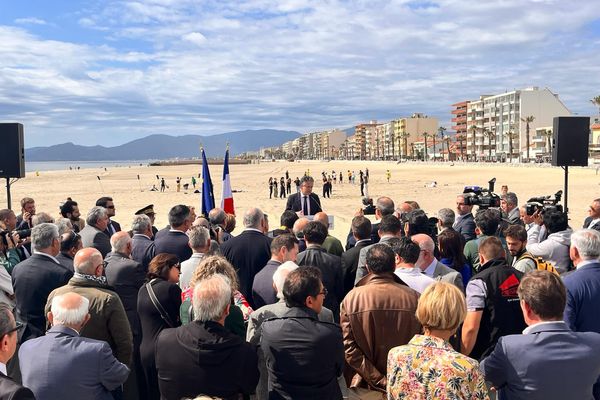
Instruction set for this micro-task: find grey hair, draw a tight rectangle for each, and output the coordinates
[208,208,226,225]
[376,196,395,216]
[51,293,90,326]
[415,234,435,252]
[273,261,299,299]
[243,208,264,229]
[192,274,232,322]
[55,218,74,235]
[32,212,54,226]
[571,229,600,260]
[110,233,131,253]
[300,175,314,185]
[75,251,103,275]
[86,206,107,226]
[131,214,151,234]
[188,226,210,250]
[31,223,59,251]
[502,192,518,206]
[438,208,455,228]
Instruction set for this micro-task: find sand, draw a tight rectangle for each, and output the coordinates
[1,160,597,239]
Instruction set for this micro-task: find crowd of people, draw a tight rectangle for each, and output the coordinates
[0,176,600,400]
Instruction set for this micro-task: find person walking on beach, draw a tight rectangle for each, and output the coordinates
[176,177,181,192]
[339,171,343,184]
[348,170,352,184]
[286,177,292,195]
[386,169,391,183]
[294,177,301,193]
[269,178,273,199]
[332,171,337,183]
[191,176,196,189]
[160,178,166,192]
[273,178,278,198]
[359,171,365,196]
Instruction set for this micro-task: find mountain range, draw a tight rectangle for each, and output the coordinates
[25,129,301,161]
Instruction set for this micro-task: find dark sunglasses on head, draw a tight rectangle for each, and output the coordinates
[1,321,23,338]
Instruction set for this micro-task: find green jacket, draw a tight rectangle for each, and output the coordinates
[46,276,133,366]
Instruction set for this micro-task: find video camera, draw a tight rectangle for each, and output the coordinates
[462,178,501,210]
[525,191,563,216]
[0,228,31,247]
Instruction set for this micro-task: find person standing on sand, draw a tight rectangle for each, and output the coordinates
[286,177,292,195]
[160,178,166,192]
[191,176,196,189]
[269,178,273,199]
[386,169,391,183]
[280,177,286,199]
[176,177,181,192]
[273,178,278,198]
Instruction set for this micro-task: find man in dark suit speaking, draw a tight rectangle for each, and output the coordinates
[285,176,322,216]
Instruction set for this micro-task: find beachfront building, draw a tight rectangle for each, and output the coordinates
[392,113,439,160]
[355,121,379,160]
[452,101,469,161]
[280,129,347,160]
[463,87,571,162]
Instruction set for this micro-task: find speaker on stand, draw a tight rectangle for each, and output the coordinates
[0,123,26,209]
[550,116,590,214]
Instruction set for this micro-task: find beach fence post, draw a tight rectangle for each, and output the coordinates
[137,175,143,192]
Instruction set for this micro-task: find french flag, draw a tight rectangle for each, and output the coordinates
[221,147,235,215]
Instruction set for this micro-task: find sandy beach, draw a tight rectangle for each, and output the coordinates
[1,161,597,239]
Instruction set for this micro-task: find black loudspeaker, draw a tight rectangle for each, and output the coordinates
[0,123,25,178]
[551,116,589,167]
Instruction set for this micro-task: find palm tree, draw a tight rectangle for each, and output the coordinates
[422,132,430,161]
[504,129,518,163]
[543,128,553,154]
[390,133,395,160]
[457,133,466,161]
[437,126,447,162]
[521,115,535,162]
[399,131,410,161]
[591,96,600,119]
[469,125,478,162]
[482,129,494,161]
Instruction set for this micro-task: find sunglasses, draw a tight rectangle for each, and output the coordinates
[1,321,23,338]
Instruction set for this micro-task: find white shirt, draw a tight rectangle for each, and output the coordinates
[523,320,567,334]
[33,251,61,264]
[0,362,6,375]
[394,267,435,294]
[422,258,438,278]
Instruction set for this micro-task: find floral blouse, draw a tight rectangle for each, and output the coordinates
[387,335,489,400]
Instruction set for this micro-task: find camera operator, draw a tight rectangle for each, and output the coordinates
[463,209,506,272]
[0,209,31,262]
[526,210,572,274]
[346,196,394,249]
[500,192,523,226]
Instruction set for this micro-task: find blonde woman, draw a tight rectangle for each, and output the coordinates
[387,282,489,400]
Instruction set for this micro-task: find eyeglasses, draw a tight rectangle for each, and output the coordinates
[0,321,23,338]
[319,288,328,297]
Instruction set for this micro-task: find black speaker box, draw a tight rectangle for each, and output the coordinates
[0,123,25,178]
[551,116,589,167]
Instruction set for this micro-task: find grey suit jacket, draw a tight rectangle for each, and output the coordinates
[79,224,111,258]
[19,325,130,400]
[481,321,600,400]
[432,261,464,291]
[354,236,394,285]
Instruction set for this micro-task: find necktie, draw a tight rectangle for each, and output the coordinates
[303,196,309,216]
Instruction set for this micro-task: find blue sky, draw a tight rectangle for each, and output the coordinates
[1,0,600,147]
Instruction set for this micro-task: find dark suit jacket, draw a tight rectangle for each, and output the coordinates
[221,230,272,307]
[583,217,600,232]
[12,253,73,343]
[0,372,35,400]
[79,224,111,259]
[131,234,155,272]
[55,252,74,272]
[285,192,322,215]
[481,321,600,400]
[341,239,372,297]
[345,223,380,250]
[154,230,192,263]
[252,259,281,309]
[103,220,122,237]
[19,325,129,400]
[297,246,343,321]
[563,261,600,333]
[104,252,146,342]
[454,213,476,242]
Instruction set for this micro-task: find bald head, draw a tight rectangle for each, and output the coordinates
[293,217,309,236]
[110,231,132,255]
[314,212,329,228]
[412,233,435,270]
[73,248,103,276]
[243,208,264,230]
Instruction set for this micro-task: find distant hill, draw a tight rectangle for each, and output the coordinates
[25,129,301,161]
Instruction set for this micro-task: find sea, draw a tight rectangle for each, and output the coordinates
[26,160,154,172]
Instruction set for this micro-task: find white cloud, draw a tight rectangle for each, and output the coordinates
[1,0,600,147]
[14,17,47,25]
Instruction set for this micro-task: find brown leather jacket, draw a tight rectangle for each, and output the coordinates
[340,272,421,392]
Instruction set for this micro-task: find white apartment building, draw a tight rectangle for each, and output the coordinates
[466,87,571,162]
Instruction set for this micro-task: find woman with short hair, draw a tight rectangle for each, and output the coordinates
[387,282,488,400]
